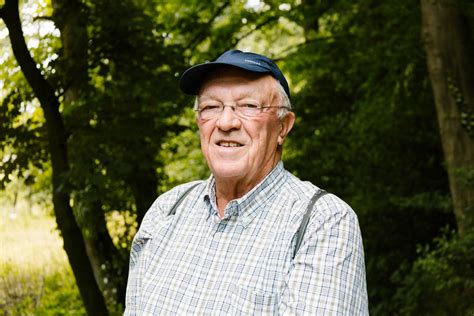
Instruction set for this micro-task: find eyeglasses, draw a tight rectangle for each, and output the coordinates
[195,103,288,120]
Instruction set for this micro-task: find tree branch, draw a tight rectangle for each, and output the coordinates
[273,35,347,61]
[231,14,280,47]
[33,15,54,22]
[187,0,231,51]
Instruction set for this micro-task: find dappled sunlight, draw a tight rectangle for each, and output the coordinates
[0,215,67,271]
[105,210,138,250]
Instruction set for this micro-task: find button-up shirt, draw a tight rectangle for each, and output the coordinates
[125,162,368,315]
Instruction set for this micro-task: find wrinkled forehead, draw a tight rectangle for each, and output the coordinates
[198,66,279,101]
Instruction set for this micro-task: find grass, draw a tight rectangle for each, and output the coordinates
[0,211,85,315]
[0,178,129,315]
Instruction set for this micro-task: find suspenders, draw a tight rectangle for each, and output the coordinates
[168,183,328,259]
[168,182,201,216]
[293,189,327,259]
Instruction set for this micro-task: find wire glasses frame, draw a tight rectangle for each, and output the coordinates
[195,104,289,120]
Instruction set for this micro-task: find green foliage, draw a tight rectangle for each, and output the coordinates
[158,107,209,193]
[0,80,47,190]
[391,229,474,315]
[31,269,85,315]
[0,258,85,316]
[0,263,45,313]
[106,210,138,250]
[0,1,60,191]
[0,208,84,315]
[455,167,474,188]
[0,200,130,315]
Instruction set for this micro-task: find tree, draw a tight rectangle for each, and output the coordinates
[420,0,474,235]
[0,0,109,314]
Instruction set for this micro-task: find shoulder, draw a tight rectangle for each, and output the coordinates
[280,171,321,201]
[315,192,356,221]
[307,192,362,248]
[139,180,205,235]
[282,170,359,229]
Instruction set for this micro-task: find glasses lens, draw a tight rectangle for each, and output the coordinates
[237,104,261,117]
[199,105,221,119]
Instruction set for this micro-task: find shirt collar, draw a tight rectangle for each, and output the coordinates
[203,161,286,227]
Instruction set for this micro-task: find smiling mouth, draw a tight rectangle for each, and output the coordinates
[217,141,243,147]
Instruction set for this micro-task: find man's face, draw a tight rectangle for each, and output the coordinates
[197,68,294,189]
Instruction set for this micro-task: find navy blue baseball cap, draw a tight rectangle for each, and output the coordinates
[179,50,290,99]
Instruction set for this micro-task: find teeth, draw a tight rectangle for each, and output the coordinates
[219,142,242,147]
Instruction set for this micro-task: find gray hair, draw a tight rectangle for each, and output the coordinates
[274,80,292,119]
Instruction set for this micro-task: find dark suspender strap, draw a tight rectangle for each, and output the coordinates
[293,189,328,259]
[168,182,201,216]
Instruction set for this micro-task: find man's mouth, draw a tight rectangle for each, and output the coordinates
[217,141,243,147]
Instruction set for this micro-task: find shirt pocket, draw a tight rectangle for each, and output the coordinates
[229,283,279,315]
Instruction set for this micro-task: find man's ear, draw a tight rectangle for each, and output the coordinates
[278,112,295,145]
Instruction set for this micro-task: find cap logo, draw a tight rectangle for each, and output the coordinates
[244,59,262,66]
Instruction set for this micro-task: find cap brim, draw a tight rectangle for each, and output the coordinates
[179,62,271,95]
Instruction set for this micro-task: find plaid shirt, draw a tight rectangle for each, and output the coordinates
[125,162,368,315]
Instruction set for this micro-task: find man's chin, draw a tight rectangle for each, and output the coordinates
[210,165,247,181]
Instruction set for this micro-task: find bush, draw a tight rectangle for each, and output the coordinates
[0,263,85,315]
[391,229,474,315]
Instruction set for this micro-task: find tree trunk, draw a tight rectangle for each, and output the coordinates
[50,0,89,104]
[51,0,128,306]
[78,199,129,305]
[420,0,474,235]
[0,1,109,314]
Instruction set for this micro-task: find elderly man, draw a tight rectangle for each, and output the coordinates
[125,50,368,315]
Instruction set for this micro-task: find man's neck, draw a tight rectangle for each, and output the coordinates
[213,160,282,218]
[214,178,254,217]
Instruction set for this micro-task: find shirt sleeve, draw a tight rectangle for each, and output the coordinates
[124,181,203,315]
[278,195,369,315]
[124,194,169,315]
[124,206,156,315]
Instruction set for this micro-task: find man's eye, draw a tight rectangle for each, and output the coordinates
[239,104,259,109]
[201,105,221,111]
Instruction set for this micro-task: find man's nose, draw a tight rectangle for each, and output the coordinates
[216,105,241,131]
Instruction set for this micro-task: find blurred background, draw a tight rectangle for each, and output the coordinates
[1,0,473,314]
